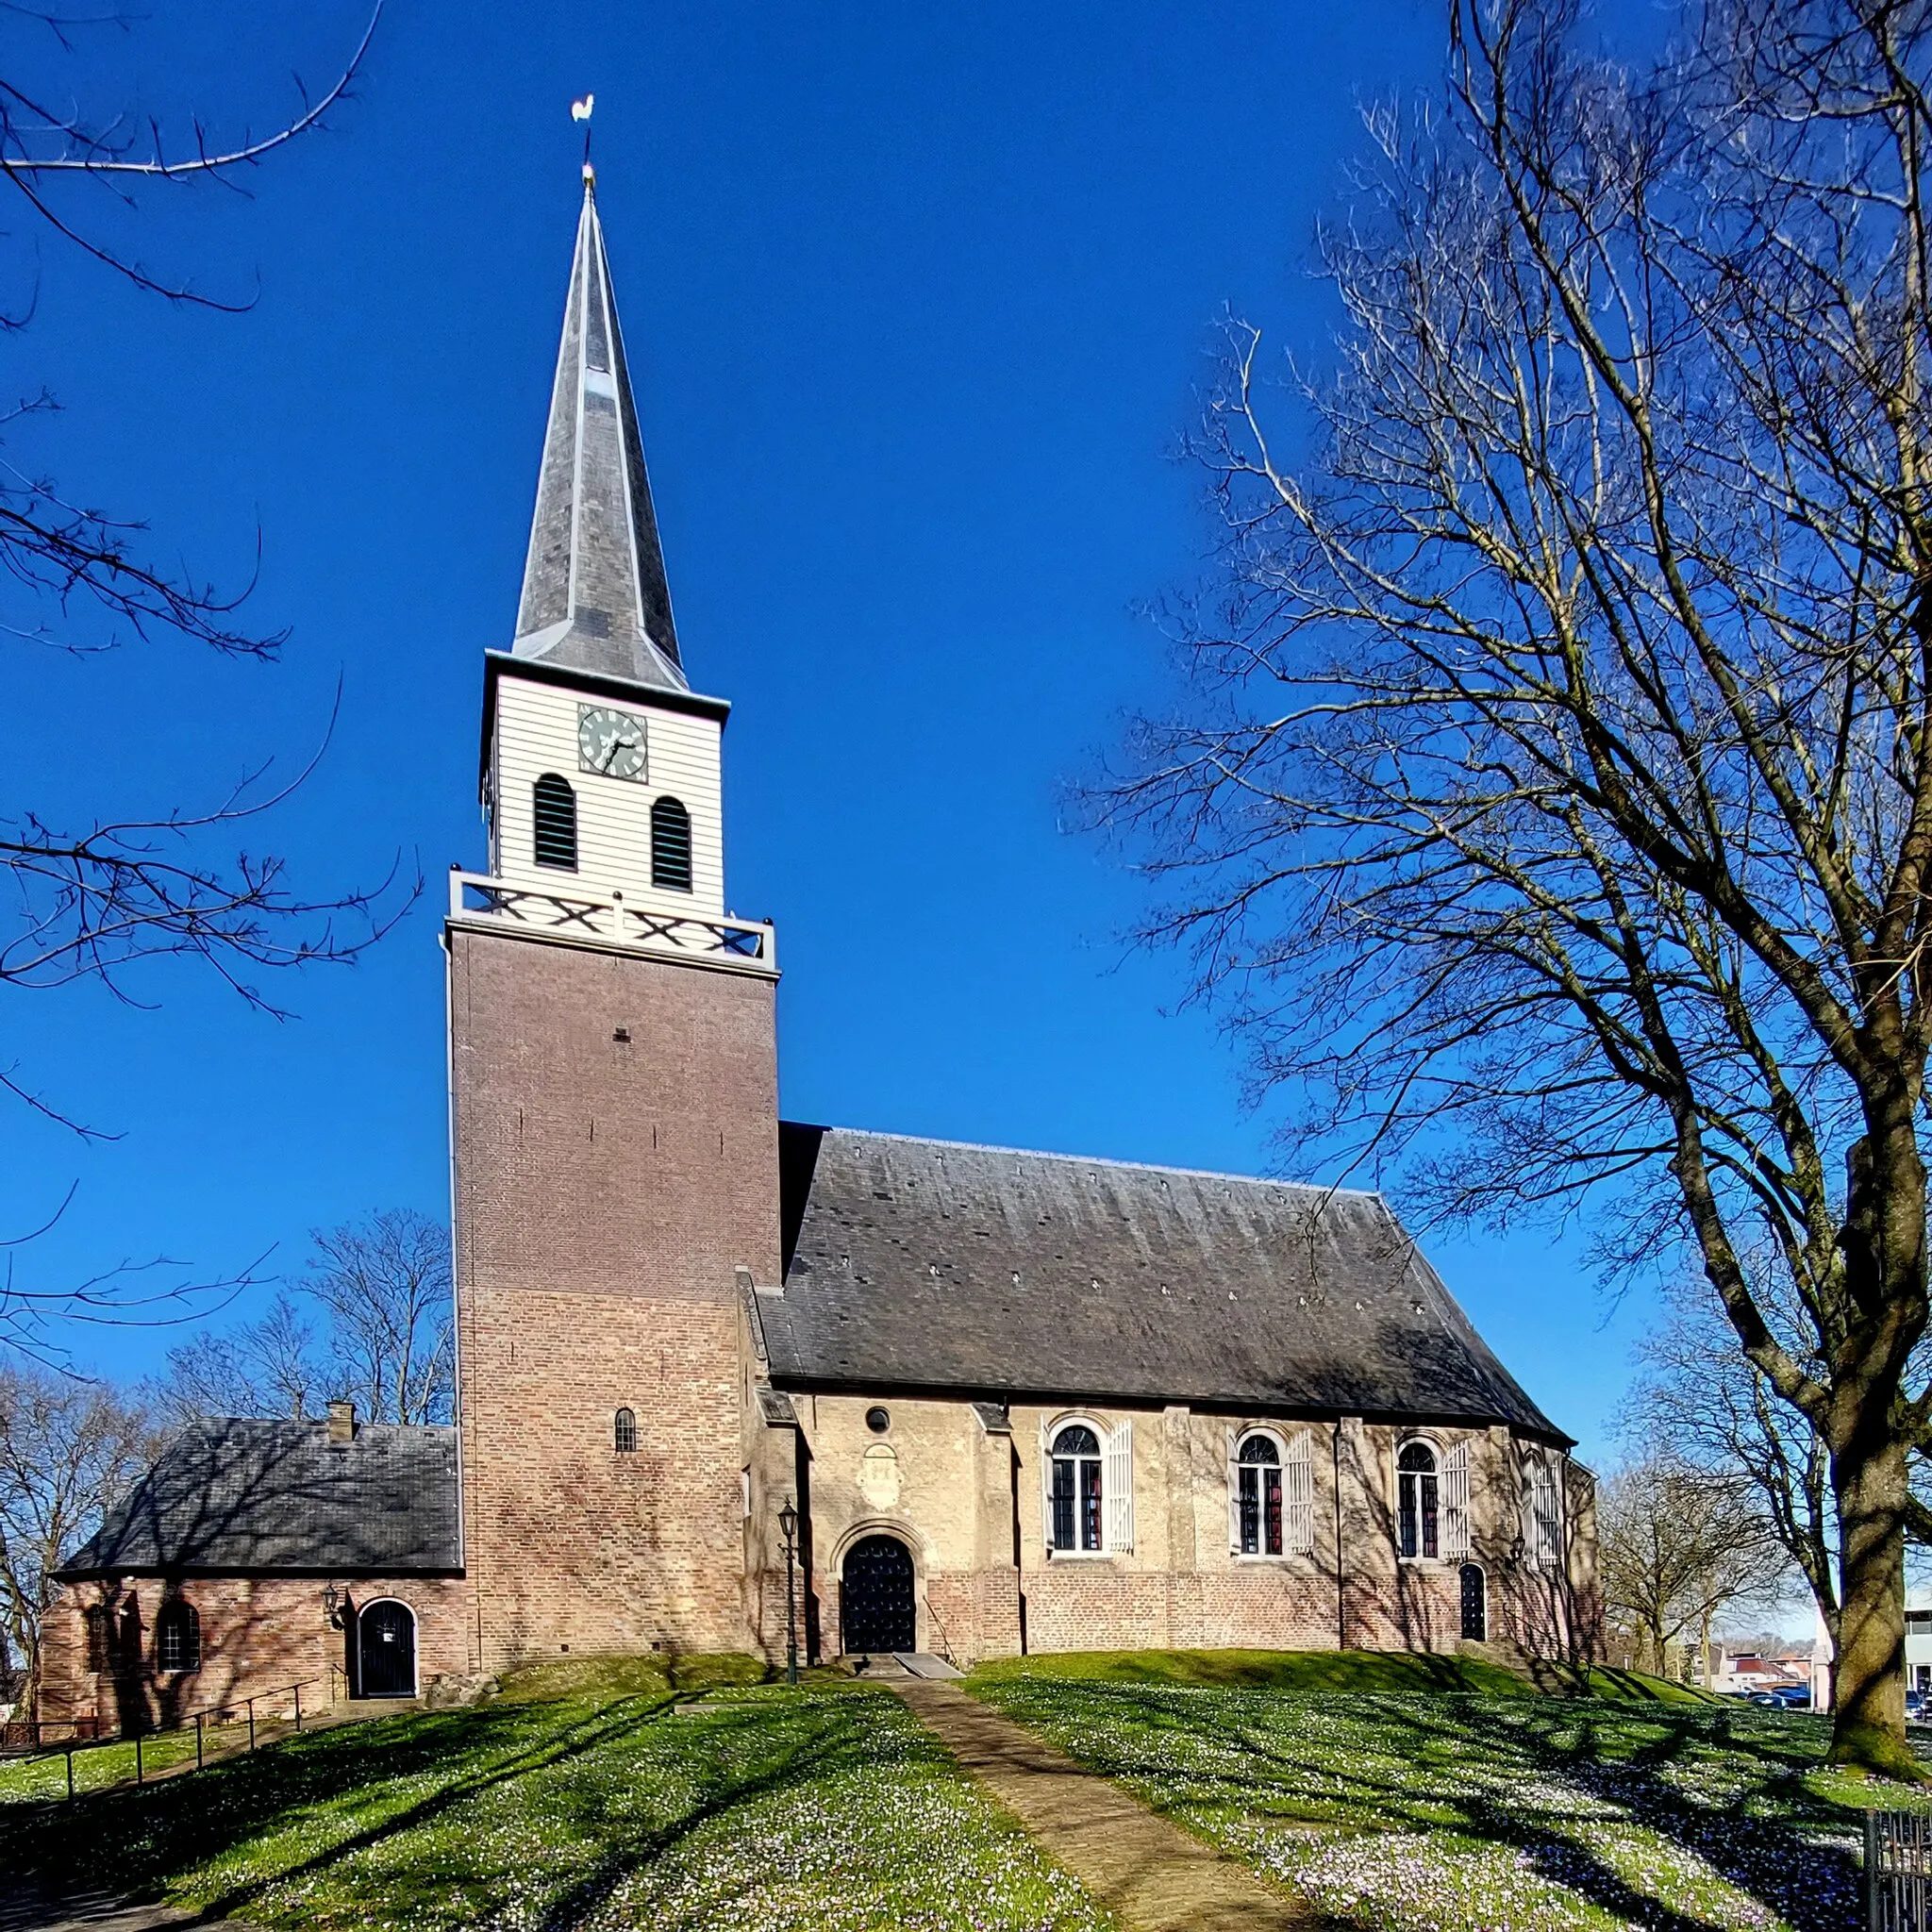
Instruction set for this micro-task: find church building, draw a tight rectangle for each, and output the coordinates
[40,174,1596,1724]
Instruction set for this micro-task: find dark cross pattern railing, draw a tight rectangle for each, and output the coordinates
[451,872,772,964]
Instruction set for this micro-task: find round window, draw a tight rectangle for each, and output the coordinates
[865,1406,891,1435]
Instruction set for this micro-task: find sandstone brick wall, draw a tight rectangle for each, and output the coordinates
[447,923,780,1669]
[36,1574,470,1730]
[769,1388,1585,1667]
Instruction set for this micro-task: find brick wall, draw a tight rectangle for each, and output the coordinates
[447,922,780,1669]
[36,1575,470,1730]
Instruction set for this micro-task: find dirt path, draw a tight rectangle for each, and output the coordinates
[889,1677,1326,1931]
[0,1877,264,1932]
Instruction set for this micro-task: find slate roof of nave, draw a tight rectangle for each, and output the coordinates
[57,1419,459,1578]
[765,1124,1569,1443]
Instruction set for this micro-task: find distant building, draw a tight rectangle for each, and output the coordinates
[36,167,1599,1726]
[1907,1596,1932,1695]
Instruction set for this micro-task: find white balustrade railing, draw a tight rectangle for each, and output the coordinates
[446,870,775,969]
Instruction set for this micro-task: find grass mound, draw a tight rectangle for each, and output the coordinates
[972,1672,1903,1930]
[1571,1663,1723,1705]
[971,1647,1537,1697]
[2,1676,1115,1929]
[491,1650,766,1704]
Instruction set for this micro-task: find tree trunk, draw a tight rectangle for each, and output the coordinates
[1830,1425,1916,1774]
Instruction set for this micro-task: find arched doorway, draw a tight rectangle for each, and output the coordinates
[1459,1563,1488,1642]
[841,1534,915,1653]
[357,1600,417,1698]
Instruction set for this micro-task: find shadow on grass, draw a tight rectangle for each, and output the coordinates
[0,1688,916,1932]
[977,1680,1865,1932]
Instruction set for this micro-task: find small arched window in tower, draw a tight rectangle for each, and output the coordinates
[614,1407,638,1454]
[651,795,692,892]
[533,774,578,871]
[155,1599,200,1674]
[1398,1441,1440,1560]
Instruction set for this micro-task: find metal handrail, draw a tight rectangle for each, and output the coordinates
[3,1677,328,1801]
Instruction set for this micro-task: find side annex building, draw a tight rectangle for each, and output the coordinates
[40,175,1598,1724]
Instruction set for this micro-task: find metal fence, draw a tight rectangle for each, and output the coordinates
[1868,1811,1932,1931]
[1,1679,328,1801]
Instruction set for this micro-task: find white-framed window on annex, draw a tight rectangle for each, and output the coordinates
[1042,1417,1134,1555]
[1523,1450,1563,1569]
[1397,1437,1472,1561]
[1228,1428,1314,1557]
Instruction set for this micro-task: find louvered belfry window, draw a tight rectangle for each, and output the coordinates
[651,795,692,891]
[533,774,578,870]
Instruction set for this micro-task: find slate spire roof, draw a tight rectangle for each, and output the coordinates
[511,172,686,691]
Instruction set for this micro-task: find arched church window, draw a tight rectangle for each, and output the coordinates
[1398,1441,1440,1560]
[1235,1433,1284,1556]
[533,774,578,871]
[651,795,692,891]
[1049,1424,1103,1553]
[155,1599,200,1673]
[613,1407,637,1453]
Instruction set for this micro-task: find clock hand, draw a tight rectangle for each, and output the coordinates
[599,737,624,772]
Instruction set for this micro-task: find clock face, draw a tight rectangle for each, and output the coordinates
[577,706,647,781]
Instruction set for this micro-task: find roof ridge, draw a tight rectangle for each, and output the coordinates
[798,1122,1386,1201]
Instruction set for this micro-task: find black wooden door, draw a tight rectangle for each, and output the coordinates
[841,1535,915,1653]
[358,1601,416,1697]
[1459,1563,1487,1642]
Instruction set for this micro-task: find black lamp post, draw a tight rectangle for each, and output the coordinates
[777,1500,799,1687]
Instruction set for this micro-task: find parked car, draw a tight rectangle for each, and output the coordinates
[1746,1685,1810,1709]
[1907,1689,1927,1721]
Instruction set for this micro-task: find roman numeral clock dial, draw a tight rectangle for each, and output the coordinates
[577,705,647,780]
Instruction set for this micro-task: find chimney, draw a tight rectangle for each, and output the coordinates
[326,1400,356,1445]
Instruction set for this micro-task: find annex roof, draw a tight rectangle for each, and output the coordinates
[764,1125,1569,1443]
[56,1418,459,1579]
[510,175,686,693]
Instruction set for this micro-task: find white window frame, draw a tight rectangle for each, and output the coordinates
[1395,1435,1442,1563]
[1041,1414,1133,1557]
[1226,1426,1315,1559]
[1523,1450,1563,1570]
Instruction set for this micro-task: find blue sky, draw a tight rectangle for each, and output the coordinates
[6,0,1654,1460]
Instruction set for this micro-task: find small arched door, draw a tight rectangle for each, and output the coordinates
[1459,1563,1488,1642]
[358,1600,417,1698]
[841,1535,915,1654]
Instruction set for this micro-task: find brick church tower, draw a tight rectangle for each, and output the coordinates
[445,167,780,1669]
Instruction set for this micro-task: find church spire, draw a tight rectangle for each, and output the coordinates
[511,168,686,691]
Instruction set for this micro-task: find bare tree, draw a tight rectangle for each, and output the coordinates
[0,1364,151,1719]
[1629,1278,1842,1665]
[1597,1447,1790,1682]
[0,5,417,1355]
[304,1211,452,1425]
[1106,0,1932,1772]
[145,1293,324,1426]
